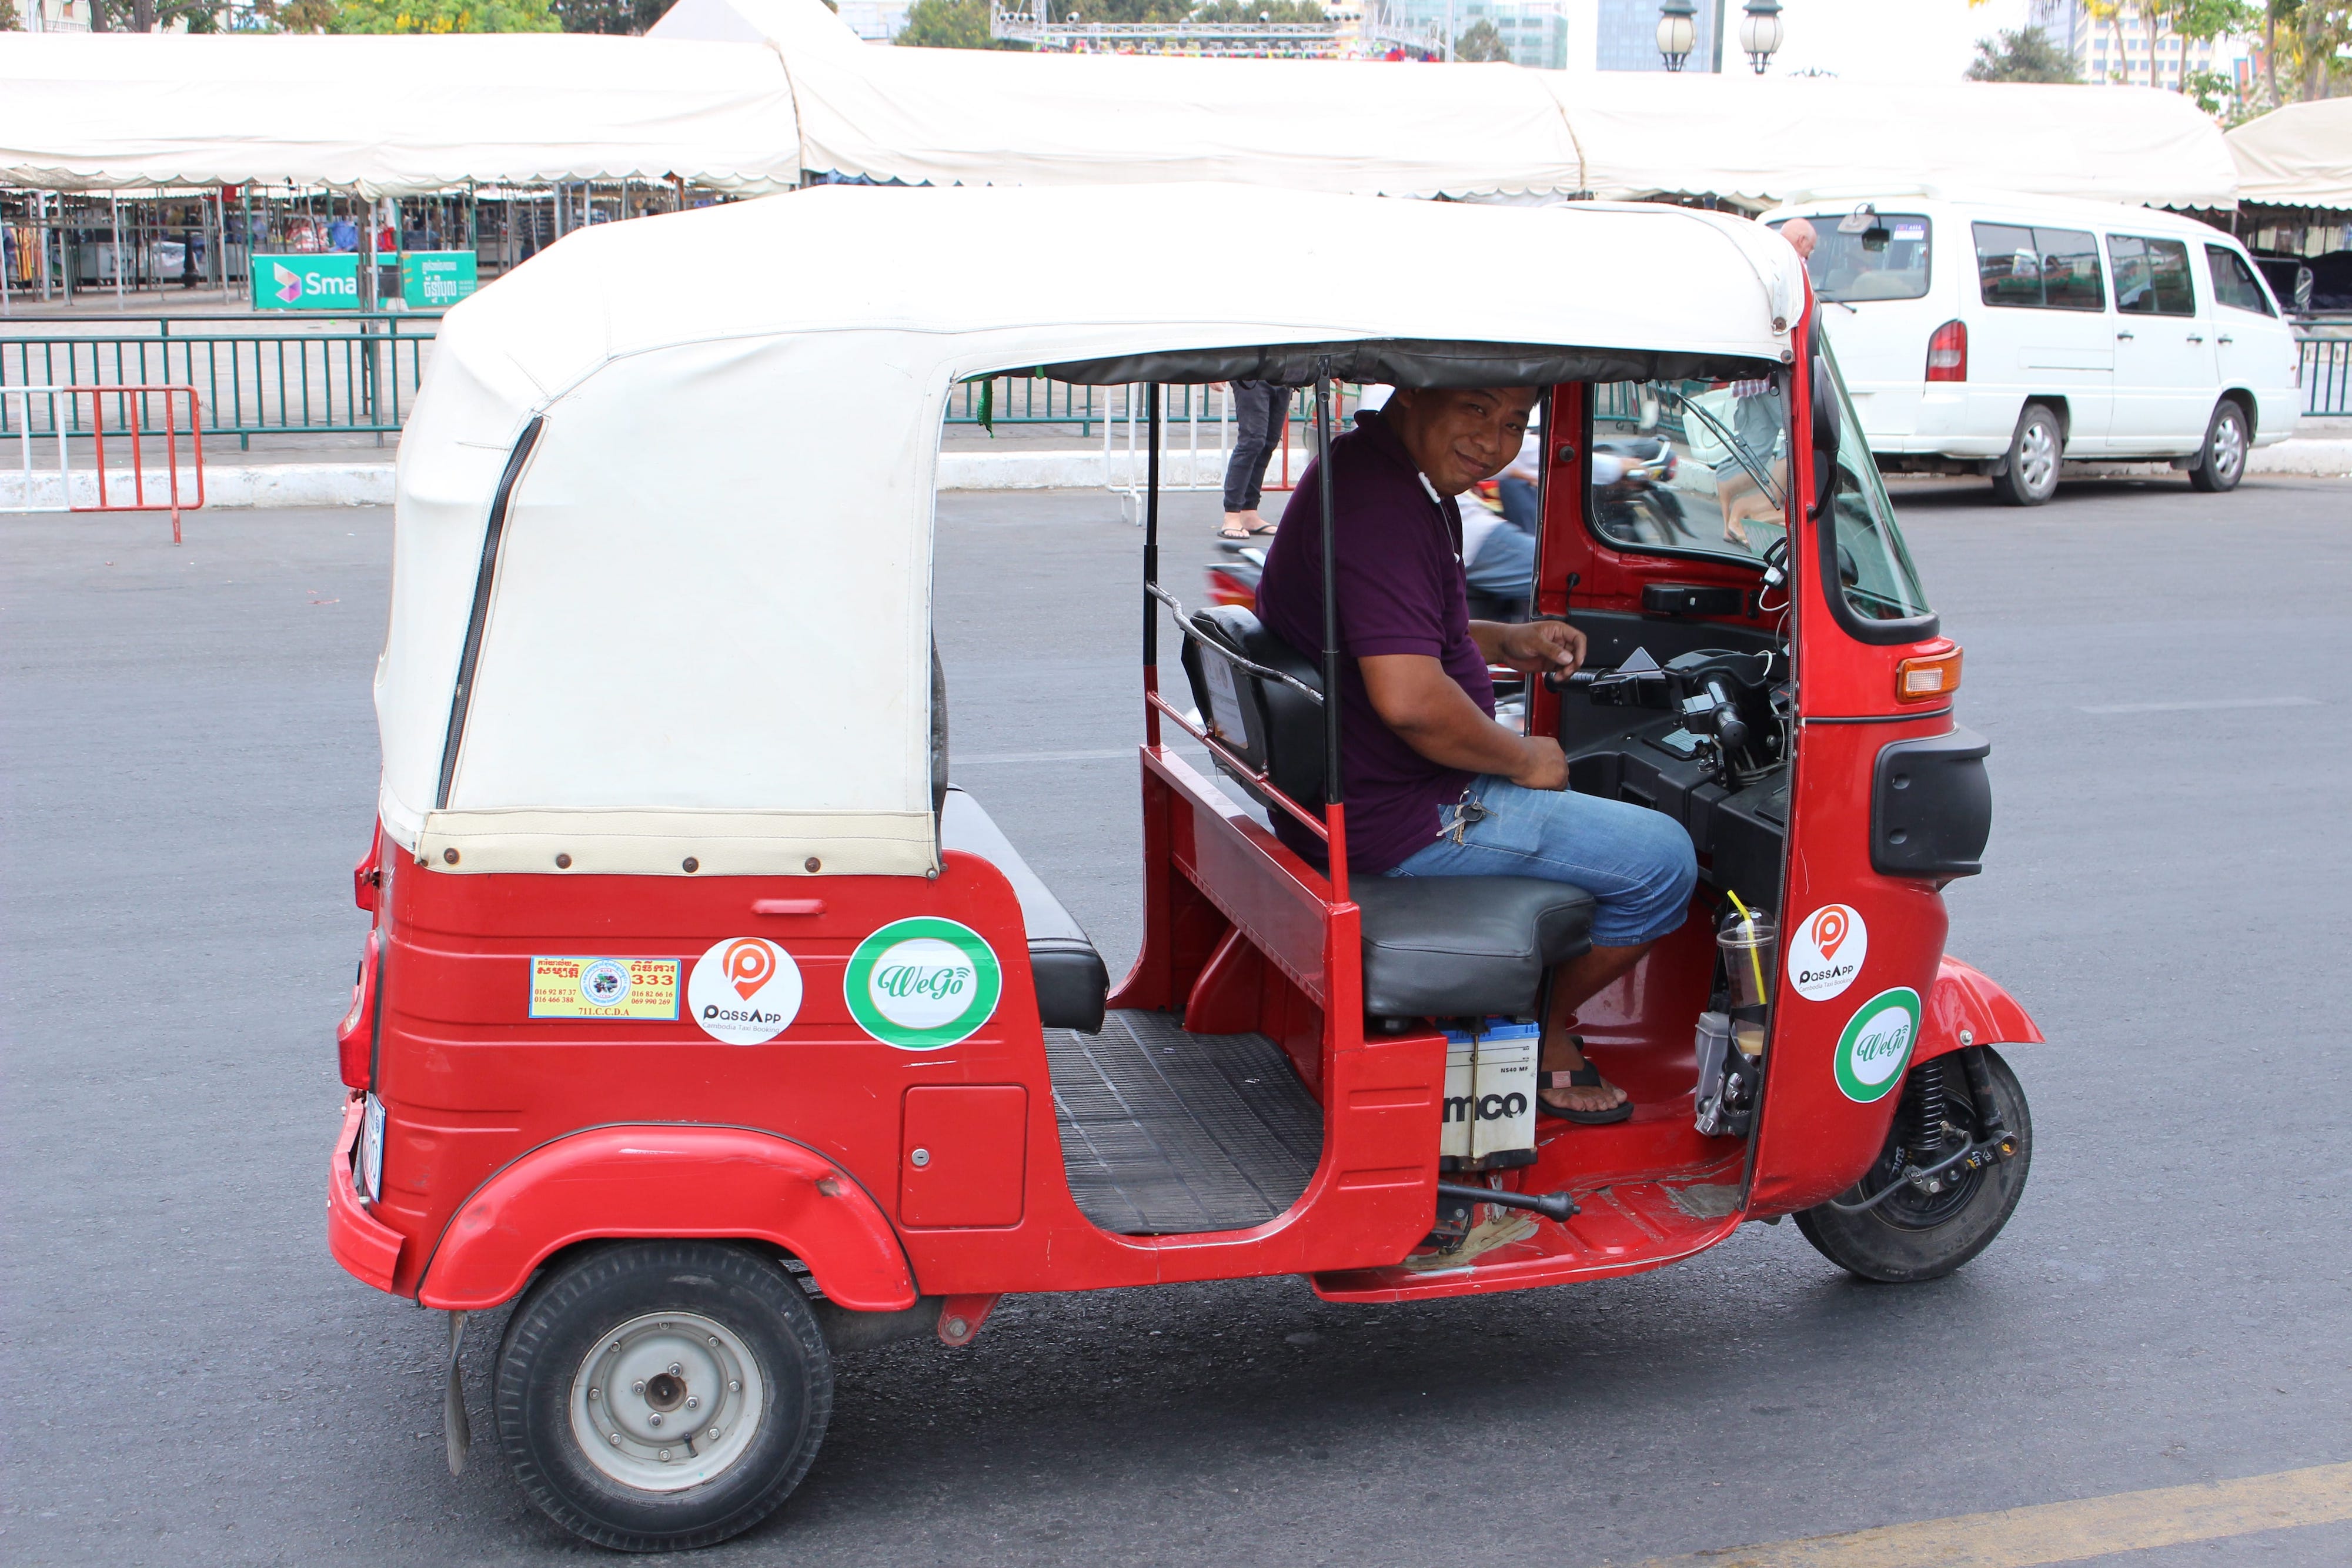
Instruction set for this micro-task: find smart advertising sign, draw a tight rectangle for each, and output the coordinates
[400,250,477,309]
[252,253,359,310]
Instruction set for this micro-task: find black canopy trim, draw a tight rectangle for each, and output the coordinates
[1040,338,1784,389]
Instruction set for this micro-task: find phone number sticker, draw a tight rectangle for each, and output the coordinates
[530,957,681,1020]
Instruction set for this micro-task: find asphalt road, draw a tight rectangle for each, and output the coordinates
[5,472,2350,1566]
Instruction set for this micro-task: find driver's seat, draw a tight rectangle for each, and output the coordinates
[1181,606,1595,1020]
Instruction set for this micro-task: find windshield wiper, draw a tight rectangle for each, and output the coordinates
[1658,387,1784,509]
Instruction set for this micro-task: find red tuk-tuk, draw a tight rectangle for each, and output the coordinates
[329,184,2038,1551]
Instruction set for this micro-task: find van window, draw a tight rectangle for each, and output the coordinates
[2207,245,2277,316]
[1973,223,2105,311]
[1774,213,1930,302]
[2109,235,2196,315]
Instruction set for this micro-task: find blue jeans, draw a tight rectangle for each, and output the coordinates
[1387,777,1698,949]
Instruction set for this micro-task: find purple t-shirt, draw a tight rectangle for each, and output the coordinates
[1254,409,1495,874]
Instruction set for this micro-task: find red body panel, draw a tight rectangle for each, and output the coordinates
[1919,955,2044,1061]
[327,1094,403,1292]
[413,1124,920,1312]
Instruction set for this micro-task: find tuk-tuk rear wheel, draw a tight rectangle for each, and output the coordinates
[1794,1047,2032,1285]
[492,1241,833,1553]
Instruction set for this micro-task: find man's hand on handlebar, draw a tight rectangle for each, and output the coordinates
[1475,618,1587,680]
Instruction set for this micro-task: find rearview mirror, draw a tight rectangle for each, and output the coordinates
[1862,225,1891,252]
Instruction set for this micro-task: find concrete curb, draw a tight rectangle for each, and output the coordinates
[8,438,2345,513]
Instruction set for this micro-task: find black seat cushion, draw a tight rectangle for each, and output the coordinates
[1353,874,1596,1019]
[939,788,1109,1034]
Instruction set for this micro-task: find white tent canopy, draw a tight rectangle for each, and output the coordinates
[654,0,1585,199]
[383,184,1802,877]
[0,32,803,196]
[2227,98,2352,210]
[656,0,2240,209]
[1553,70,2237,211]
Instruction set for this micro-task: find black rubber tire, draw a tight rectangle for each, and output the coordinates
[1988,404,2062,507]
[2187,398,2249,493]
[493,1241,833,1552]
[1794,1047,2032,1285]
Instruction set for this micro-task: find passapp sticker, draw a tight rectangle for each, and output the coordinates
[845,917,1001,1051]
[687,937,803,1044]
[530,957,680,1019]
[1833,986,1920,1104]
[1788,904,1868,1002]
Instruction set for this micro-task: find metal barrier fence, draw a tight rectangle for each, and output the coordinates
[4,384,206,543]
[2302,337,2350,418]
[0,315,439,446]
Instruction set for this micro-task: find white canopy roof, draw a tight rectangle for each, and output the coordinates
[0,32,803,197]
[383,183,1802,877]
[1555,71,2238,212]
[657,0,2239,209]
[654,0,1583,199]
[2227,98,2352,210]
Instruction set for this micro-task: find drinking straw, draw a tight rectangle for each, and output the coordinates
[1724,888,1769,1005]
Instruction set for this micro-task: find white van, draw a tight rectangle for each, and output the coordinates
[1760,191,2301,506]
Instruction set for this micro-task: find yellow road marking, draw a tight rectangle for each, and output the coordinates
[1629,1460,2352,1568]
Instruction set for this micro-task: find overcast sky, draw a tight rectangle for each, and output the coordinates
[1763,0,2042,82]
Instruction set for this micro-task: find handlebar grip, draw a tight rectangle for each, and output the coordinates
[1541,670,1597,694]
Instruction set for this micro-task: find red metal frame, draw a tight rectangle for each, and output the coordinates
[78,386,205,545]
[328,301,2044,1320]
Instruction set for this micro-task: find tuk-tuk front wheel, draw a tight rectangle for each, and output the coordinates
[1795,1047,2032,1285]
[493,1241,833,1552]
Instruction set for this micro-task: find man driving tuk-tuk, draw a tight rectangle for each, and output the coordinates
[325,182,2037,1553]
[1254,385,1698,1123]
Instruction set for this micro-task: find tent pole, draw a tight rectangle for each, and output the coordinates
[112,195,124,310]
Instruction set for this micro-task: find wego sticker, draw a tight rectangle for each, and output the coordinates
[1787,904,1869,1003]
[529,957,680,1020]
[1833,986,1920,1104]
[687,937,804,1045]
[845,917,1001,1051]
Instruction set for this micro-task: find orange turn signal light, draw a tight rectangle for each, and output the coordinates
[1896,648,1963,701]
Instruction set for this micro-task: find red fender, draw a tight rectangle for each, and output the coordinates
[415,1125,920,1313]
[1915,955,2044,1064]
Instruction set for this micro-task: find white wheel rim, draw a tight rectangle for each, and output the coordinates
[2016,419,2057,493]
[569,1310,766,1493]
[2211,412,2244,482]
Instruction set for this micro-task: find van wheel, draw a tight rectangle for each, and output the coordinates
[493,1241,833,1552]
[1989,405,2062,506]
[1793,1047,2032,1284]
[2189,399,2249,493]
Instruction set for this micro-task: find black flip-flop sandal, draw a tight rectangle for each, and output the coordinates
[1537,1064,1633,1125]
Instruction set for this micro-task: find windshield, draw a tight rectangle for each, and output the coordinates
[1816,336,1931,625]
[1589,376,1792,570]
[1775,213,1931,302]
[1589,346,1930,628]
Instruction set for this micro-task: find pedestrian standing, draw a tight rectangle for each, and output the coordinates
[1219,378,1293,540]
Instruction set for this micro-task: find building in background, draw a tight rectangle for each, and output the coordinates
[1595,0,1717,72]
[17,0,95,28]
[1377,0,1573,68]
[2033,0,2225,90]
[836,0,913,39]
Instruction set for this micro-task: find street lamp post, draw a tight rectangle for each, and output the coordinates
[1738,0,1784,73]
[1655,0,1696,71]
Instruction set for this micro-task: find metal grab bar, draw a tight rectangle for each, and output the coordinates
[1147,580,1326,706]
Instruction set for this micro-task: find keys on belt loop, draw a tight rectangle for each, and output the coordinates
[1442,789,1491,847]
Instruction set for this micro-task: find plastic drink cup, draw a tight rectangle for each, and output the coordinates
[1718,909,1777,1011]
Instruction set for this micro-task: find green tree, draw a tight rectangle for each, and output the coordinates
[550,0,675,30]
[1452,16,1509,59]
[328,0,560,29]
[896,0,1009,45]
[1964,25,2081,81]
[248,0,342,28]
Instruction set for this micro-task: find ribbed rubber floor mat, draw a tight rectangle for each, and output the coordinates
[1045,1009,1324,1236]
